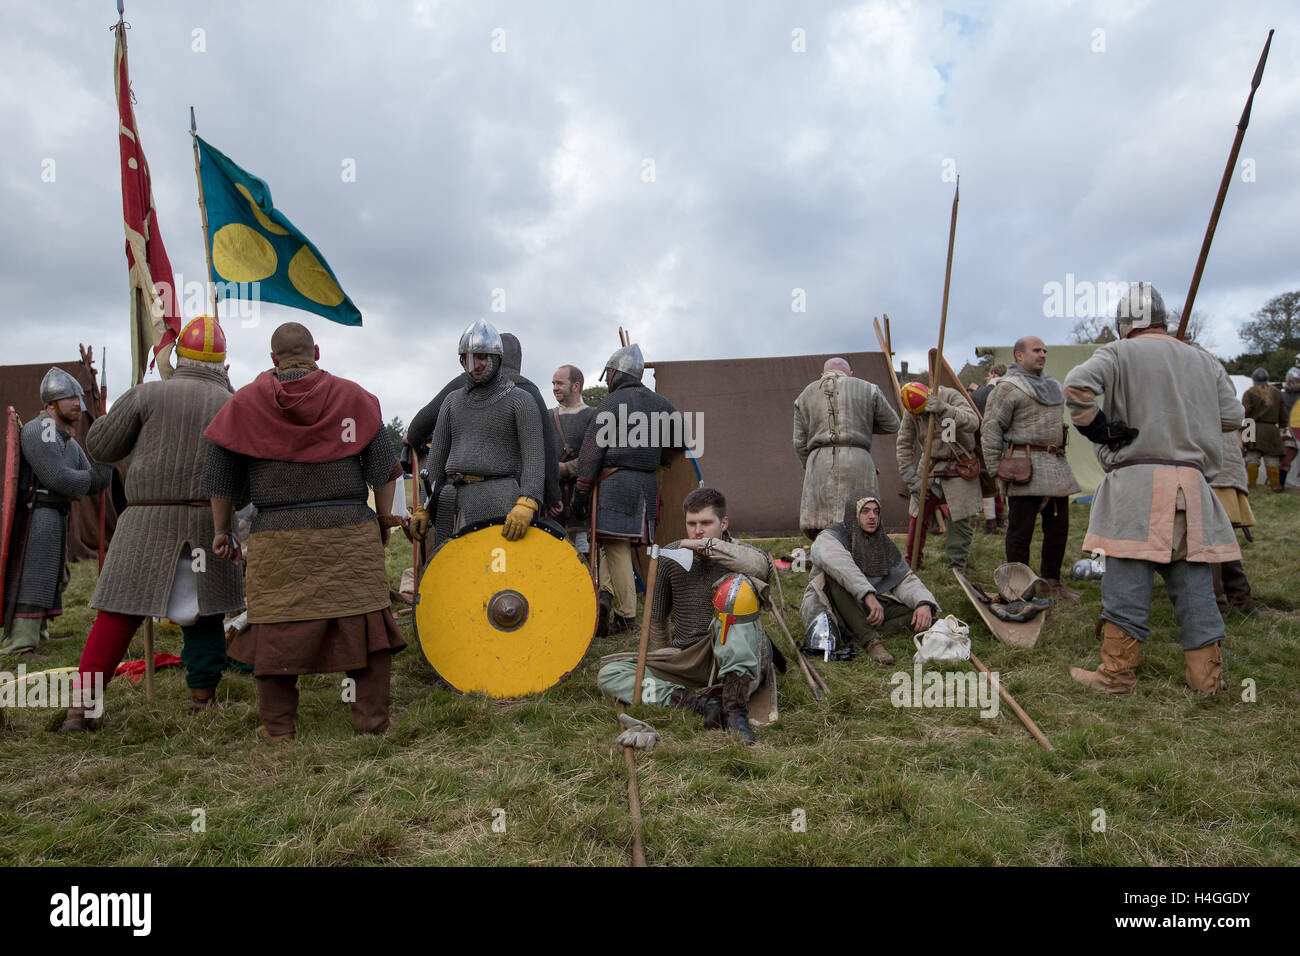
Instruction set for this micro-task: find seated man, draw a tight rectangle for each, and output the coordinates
[800,491,939,666]
[596,488,774,745]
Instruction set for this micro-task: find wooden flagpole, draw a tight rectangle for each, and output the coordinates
[909,178,960,569]
[190,106,219,320]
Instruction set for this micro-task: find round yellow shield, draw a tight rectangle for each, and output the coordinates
[415,522,597,697]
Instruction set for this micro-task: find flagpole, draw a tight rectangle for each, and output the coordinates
[190,107,219,320]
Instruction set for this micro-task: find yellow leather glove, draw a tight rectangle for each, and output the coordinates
[410,506,432,542]
[502,497,538,541]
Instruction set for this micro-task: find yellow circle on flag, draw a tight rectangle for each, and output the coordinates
[235,183,290,235]
[288,244,345,306]
[212,223,277,282]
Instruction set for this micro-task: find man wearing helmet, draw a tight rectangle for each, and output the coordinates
[203,322,405,740]
[1063,282,1243,695]
[596,487,774,744]
[571,343,682,636]
[411,319,547,546]
[60,317,246,730]
[896,381,981,571]
[981,336,1081,600]
[1241,367,1286,493]
[800,492,939,666]
[793,357,900,540]
[1,368,114,659]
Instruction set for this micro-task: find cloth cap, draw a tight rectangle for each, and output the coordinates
[176,315,227,362]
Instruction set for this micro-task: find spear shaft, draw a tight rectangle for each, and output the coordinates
[1177,29,1273,339]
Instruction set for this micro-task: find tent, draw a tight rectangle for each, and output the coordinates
[975,343,1103,498]
[649,351,909,536]
[0,350,121,562]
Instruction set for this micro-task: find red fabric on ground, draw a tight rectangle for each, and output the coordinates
[114,653,183,682]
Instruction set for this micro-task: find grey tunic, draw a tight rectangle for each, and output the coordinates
[428,374,545,531]
[87,363,245,618]
[793,371,900,535]
[1063,333,1242,563]
[799,529,939,628]
[576,380,681,539]
[895,385,982,522]
[13,413,113,610]
[981,373,1081,498]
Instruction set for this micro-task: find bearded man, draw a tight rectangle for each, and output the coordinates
[61,317,245,731]
[1064,283,1242,695]
[1,368,113,659]
[800,492,939,666]
[203,322,405,740]
[551,364,596,554]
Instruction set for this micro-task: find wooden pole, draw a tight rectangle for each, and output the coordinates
[767,564,826,698]
[142,617,155,701]
[1178,30,1273,339]
[190,107,219,320]
[969,651,1052,751]
[631,548,659,707]
[909,178,960,568]
[410,444,421,581]
[615,702,647,867]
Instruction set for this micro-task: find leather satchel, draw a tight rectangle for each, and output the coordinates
[996,444,1033,484]
[954,454,981,481]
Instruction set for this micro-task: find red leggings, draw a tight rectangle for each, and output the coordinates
[76,610,143,697]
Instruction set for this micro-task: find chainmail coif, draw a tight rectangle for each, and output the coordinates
[825,490,901,577]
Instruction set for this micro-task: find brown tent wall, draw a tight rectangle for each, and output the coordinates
[0,357,119,561]
[649,352,909,536]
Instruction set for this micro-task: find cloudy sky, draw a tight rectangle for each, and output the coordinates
[2,0,1297,423]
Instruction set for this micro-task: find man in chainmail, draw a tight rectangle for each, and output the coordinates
[793,357,901,540]
[406,331,561,525]
[571,343,682,635]
[801,492,939,666]
[981,336,1082,600]
[1,368,113,660]
[202,322,405,740]
[410,319,546,546]
[551,364,596,555]
[61,317,246,731]
[596,488,774,744]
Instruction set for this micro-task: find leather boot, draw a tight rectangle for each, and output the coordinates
[1069,621,1140,694]
[982,518,998,535]
[59,707,95,734]
[720,672,755,745]
[595,591,613,637]
[188,687,216,713]
[1245,462,1259,488]
[1267,466,1283,492]
[667,687,723,729]
[865,639,895,665]
[1039,578,1080,600]
[1184,642,1227,694]
[258,725,294,743]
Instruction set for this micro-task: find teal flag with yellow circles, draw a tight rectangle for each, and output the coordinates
[196,136,361,326]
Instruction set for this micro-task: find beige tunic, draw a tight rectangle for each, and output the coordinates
[895,385,982,522]
[1063,332,1242,563]
[799,529,939,626]
[981,374,1081,498]
[793,371,900,534]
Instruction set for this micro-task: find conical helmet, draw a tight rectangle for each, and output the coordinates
[457,319,504,357]
[604,343,644,381]
[1115,282,1167,338]
[40,367,84,405]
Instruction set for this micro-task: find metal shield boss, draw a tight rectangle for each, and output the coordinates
[415,522,596,697]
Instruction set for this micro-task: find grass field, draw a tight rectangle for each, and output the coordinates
[1,491,1297,866]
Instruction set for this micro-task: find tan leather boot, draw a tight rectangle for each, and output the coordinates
[1040,578,1081,600]
[1069,622,1140,694]
[1246,462,1259,487]
[1267,466,1283,492]
[866,639,895,665]
[188,688,216,713]
[258,725,294,743]
[1184,642,1227,694]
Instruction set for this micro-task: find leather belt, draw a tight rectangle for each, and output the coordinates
[1021,443,1066,456]
[1104,458,1203,474]
[259,498,369,511]
[448,473,511,486]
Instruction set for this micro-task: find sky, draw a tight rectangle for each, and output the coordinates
[2,0,1297,424]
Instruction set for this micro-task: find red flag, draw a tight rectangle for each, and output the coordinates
[114,20,180,378]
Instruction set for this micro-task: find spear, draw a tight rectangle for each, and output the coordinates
[909,177,959,569]
[1177,30,1273,340]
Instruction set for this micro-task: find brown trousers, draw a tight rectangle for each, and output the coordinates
[256,650,394,736]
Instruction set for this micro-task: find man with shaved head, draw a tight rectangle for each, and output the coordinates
[794,357,900,539]
[981,335,1081,599]
[203,322,405,741]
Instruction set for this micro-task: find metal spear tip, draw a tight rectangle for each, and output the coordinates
[117,0,124,16]
[190,106,196,132]
[1251,29,1274,88]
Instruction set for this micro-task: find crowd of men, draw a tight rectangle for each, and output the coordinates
[1,281,1291,745]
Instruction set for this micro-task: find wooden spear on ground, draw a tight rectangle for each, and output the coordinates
[908,178,960,570]
[969,651,1054,751]
[614,542,661,868]
[1177,30,1273,340]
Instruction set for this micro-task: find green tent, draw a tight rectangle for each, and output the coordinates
[975,343,1104,498]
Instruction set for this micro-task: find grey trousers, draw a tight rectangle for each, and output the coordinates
[1100,556,1224,650]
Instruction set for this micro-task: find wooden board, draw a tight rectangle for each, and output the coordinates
[950,567,1044,648]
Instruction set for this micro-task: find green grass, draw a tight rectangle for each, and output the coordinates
[1,492,1297,865]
